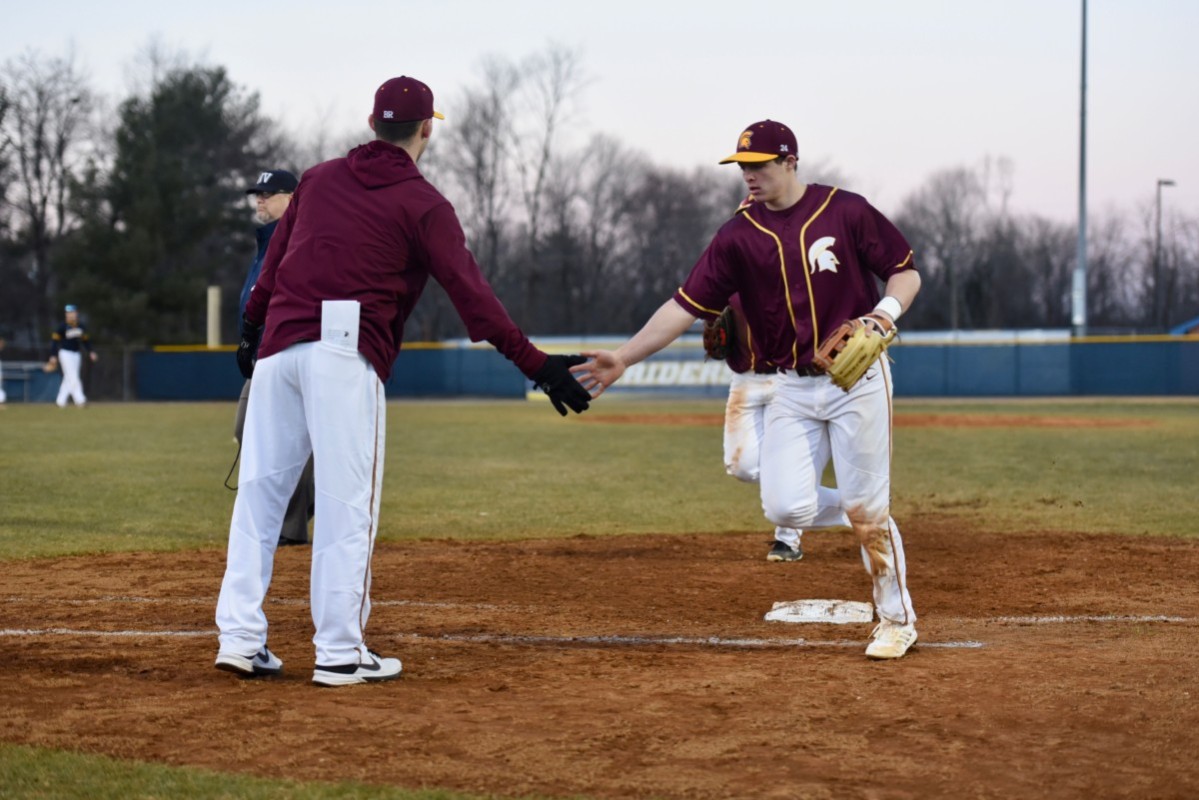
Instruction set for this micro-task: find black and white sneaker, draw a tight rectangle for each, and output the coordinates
[214,646,283,677]
[766,540,804,562]
[312,649,402,686]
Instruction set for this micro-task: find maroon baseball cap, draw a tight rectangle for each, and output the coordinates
[719,120,797,164]
[372,76,445,123]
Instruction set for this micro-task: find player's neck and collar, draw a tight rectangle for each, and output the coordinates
[745,159,807,211]
[762,180,808,212]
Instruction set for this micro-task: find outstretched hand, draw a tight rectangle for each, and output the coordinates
[570,350,626,398]
[532,354,591,416]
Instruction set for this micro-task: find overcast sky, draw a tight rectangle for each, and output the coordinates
[4,0,1197,223]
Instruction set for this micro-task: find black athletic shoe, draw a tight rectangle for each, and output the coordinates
[312,649,402,686]
[766,541,803,562]
[277,538,309,547]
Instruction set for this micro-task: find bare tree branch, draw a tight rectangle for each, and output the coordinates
[0,47,94,332]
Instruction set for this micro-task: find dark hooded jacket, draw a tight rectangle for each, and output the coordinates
[245,139,545,381]
[238,219,278,338]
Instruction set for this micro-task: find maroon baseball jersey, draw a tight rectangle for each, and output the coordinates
[674,185,916,370]
[246,140,545,381]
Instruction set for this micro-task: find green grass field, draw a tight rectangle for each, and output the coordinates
[1,397,1195,560]
[0,743,546,800]
[1,395,1196,798]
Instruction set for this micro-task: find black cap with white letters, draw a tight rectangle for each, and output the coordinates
[244,169,298,195]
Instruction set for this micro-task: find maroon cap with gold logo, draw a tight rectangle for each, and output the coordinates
[719,120,797,164]
[372,76,445,124]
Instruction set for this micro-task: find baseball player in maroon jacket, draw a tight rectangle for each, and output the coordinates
[215,76,590,686]
[574,120,921,659]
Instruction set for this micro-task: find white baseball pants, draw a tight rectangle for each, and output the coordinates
[215,340,386,666]
[55,350,87,407]
[724,372,848,548]
[758,361,915,625]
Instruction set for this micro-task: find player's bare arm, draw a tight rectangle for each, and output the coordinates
[572,300,697,397]
[875,270,922,322]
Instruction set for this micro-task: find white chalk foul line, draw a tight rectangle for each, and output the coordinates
[0,627,983,650]
[989,615,1188,624]
[0,628,210,638]
[395,632,985,650]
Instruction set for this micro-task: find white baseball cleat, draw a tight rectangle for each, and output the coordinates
[215,646,283,677]
[865,621,918,660]
[312,649,402,686]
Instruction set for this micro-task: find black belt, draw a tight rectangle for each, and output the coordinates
[782,364,824,377]
[753,365,780,375]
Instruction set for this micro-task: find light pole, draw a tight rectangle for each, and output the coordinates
[1072,0,1088,337]
[1154,178,1176,329]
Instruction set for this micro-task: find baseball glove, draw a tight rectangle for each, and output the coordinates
[812,314,897,391]
[703,307,736,360]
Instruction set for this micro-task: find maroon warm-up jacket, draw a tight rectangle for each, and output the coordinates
[245,140,546,382]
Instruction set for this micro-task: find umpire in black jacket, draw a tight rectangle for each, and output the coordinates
[235,169,314,546]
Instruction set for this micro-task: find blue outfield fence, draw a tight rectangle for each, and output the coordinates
[886,334,1199,396]
[0,361,60,403]
[5,333,1195,402]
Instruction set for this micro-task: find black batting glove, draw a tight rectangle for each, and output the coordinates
[236,316,263,380]
[532,354,590,416]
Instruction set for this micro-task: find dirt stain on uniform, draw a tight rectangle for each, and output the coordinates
[724,384,748,432]
[847,506,892,576]
[723,384,749,475]
[727,447,744,475]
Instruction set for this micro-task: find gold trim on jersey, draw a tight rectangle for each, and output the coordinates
[742,188,840,366]
[798,187,838,362]
[676,288,723,317]
[894,250,914,270]
[741,215,797,366]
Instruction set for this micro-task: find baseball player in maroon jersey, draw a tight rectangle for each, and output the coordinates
[721,296,849,562]
[214,75,590,686]
[574,120,921,659]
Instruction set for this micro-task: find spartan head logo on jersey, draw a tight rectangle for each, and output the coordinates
[808,236,840,274]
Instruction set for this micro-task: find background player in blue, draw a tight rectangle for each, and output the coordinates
[46,304,97,408]
[575,120,922,659]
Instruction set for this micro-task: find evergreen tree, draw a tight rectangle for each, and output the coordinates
[60,66,274,344]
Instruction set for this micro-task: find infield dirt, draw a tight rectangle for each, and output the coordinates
[2,521,1198,799]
